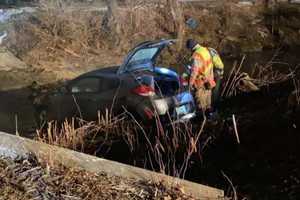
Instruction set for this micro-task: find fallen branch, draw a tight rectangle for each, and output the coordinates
[57,44,81,58]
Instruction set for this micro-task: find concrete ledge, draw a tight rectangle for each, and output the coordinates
[0,132,224,199]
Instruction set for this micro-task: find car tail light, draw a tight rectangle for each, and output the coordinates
[132,85,155,97]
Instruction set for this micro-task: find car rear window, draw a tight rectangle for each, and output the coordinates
[130,47,158,63]
[126,47,159,71]
[70,78,100,93]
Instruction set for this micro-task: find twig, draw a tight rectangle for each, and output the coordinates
[221,171,238,200]
[15,114,19,136]
[201,136,212,152]
[232,114,240,144]
[122,106,154,153]
[221,61,237,97]
[56,44,81,58]
[179,118,206,179]
[225,55,246,97]
[72,95,83,120]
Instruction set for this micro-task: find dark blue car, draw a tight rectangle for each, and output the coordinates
[42,39,196,124]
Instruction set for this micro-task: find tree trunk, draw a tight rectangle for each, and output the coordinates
[167,0,185,50]
[105,0,121,45]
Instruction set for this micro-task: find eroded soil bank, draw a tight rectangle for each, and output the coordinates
[1,1,300,90]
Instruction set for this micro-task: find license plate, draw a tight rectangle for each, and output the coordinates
[176,105,188,115]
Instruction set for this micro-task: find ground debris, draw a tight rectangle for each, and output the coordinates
[0,156,195,200]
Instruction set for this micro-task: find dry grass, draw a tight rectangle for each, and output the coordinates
[221,51,296,98]
[36,108,207,179]
[104,0,185,51]
[251,49,295,87]
[7,0,183,59]
[6,0,116,75]
[36,110,128,152]
[221,56,246,98]
[4,0,275,79]
[131,113,206,178]
[29,0,106,59]
[3,0,193,80]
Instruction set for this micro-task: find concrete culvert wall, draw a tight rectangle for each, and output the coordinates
[0,131,224,199]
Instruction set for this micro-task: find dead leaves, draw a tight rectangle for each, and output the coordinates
[0,157,195,200]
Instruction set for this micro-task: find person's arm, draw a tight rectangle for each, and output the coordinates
[209,48,224,79]
[213,55,224,79]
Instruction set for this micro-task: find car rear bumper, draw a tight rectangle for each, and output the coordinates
[152,91,196,121]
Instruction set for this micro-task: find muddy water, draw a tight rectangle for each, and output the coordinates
[0,88,36,135]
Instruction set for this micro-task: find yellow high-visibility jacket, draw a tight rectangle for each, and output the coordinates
[208,47,224,78]
[190,45,224,88]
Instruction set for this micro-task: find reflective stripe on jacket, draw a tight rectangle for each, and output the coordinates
[190,45,216,88]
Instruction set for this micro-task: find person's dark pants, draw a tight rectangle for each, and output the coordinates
[212,77,222,111]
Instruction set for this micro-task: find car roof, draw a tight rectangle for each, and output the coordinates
[78,66,120,79]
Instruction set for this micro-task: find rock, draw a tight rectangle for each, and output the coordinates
[0,47,33,90]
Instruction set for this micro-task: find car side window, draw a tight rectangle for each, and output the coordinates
[99,77,120,91]
[70,78,100,93]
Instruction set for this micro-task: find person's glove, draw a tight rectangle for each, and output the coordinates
[214,68,224,80]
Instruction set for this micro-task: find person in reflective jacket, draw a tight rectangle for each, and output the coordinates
[185,39,224,116]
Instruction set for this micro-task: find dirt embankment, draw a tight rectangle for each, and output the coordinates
[1,1,300,89]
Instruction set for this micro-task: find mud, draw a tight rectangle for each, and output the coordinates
[195,81,300,199]
[0,88,35,134]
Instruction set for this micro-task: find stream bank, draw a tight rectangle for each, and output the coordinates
[0,1,300,91]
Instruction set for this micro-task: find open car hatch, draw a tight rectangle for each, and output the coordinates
[118,39,175,74]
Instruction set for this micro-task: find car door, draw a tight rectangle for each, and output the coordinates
[69,76,121,121]
[67,76,100,120]
[97,76,122,116]
[47,84,78,122]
